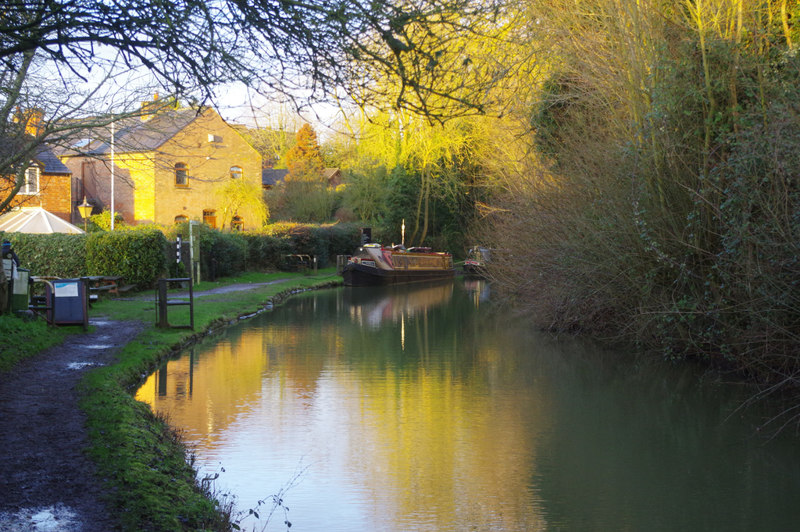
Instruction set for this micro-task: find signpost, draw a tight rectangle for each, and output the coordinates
[189,221,200,284]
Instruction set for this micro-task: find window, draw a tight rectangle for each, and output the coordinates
[203,209,217,229]
[175,162,188,187]
[207,133,222,143]
[231,215,243,231]
[230,165,242,179]
[174,215,188,224]
[20,165,40,194]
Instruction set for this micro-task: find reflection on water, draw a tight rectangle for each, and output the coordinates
[136,280,800,531]
[345,281,453,326]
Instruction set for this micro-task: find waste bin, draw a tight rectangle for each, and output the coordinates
[10,267,29,313]
[50,278,88,329]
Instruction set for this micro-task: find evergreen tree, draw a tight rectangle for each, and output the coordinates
[284,124,324,181]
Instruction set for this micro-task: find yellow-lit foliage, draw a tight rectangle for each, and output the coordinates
[284,124,325,182]
[345,1,541,122]
[337,108,499,244]
[480,0,800,386]
[214,177,269,229]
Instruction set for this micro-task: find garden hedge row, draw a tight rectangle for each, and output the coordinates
[174,221,363,279]
[0,232,87,279]
[86,229,169,288]
[2,222,363,287]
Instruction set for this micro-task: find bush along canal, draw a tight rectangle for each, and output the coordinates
[0,270,341,531]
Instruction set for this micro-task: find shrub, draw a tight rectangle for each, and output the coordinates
[321,222,362,262]
[196,228,247,280]
[89,210,126,231]
[86,229,168,288]
[281,223,359,267]
[241,233,292,271]
[0,232,86,278]
[286,225,328,265]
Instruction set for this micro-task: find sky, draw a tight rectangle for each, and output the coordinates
[212,82,346,140]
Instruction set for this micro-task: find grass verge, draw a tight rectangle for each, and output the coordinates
[77,268,341,530]
[0,314,72,372]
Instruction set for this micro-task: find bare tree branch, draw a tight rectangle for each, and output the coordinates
[1,0,515,211]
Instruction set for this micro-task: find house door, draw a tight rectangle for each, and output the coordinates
[203,210,217,229]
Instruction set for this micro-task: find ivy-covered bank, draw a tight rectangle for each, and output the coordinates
[79,270,341,530]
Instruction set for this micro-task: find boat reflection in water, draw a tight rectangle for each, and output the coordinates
[345,281,454,329]
[462,277,490,307]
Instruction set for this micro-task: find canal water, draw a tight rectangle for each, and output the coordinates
[136,279,800,531]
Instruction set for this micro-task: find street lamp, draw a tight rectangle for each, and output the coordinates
[77,196,93,232]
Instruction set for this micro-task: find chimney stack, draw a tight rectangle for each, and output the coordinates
[14,107,44,136]
[140,93,161,121]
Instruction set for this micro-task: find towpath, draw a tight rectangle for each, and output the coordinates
[0,280,287,530]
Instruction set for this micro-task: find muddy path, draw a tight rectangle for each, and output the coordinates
[0,279,295,530]
[0,279,296,532]
[0,318,145,531]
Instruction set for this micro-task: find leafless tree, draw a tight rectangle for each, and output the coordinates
[1,0,512,212]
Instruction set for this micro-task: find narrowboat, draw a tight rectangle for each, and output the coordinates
[342,244,455,286]
[462,246,490,277]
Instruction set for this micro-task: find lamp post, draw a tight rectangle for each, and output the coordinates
[110,119,115,231]
[78,196,93,232]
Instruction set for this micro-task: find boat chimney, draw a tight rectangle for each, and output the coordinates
[360,227,372,245]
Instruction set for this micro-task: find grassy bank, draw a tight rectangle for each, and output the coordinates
[5,268,341,530]
[0,314,70,372]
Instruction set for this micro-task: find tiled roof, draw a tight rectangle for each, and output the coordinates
[322,168,339,179]
[262,168,289,186]
[88,108,201,155]
[33,143,71,174]
[51,107,204,158]
[0,136,71,175]
[262,167,341,187]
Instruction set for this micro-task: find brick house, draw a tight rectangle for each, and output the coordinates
[58,103,264,229]
[0,143,74,223]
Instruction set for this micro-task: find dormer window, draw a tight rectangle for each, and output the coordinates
[71,138,92,150]
[20,165,40,194]
[175,162,188,187]
[230,165,242,179]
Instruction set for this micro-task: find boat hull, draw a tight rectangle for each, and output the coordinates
[462,263,487,277]
[342,263,455,287]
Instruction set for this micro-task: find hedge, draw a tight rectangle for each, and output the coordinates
[2,221,361,286]
[0,232,86,278]
[241,232,293,272]
[86,229,168,288]
[197,227,247,280]
[259,222,362,268]
[174,222,362,275]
